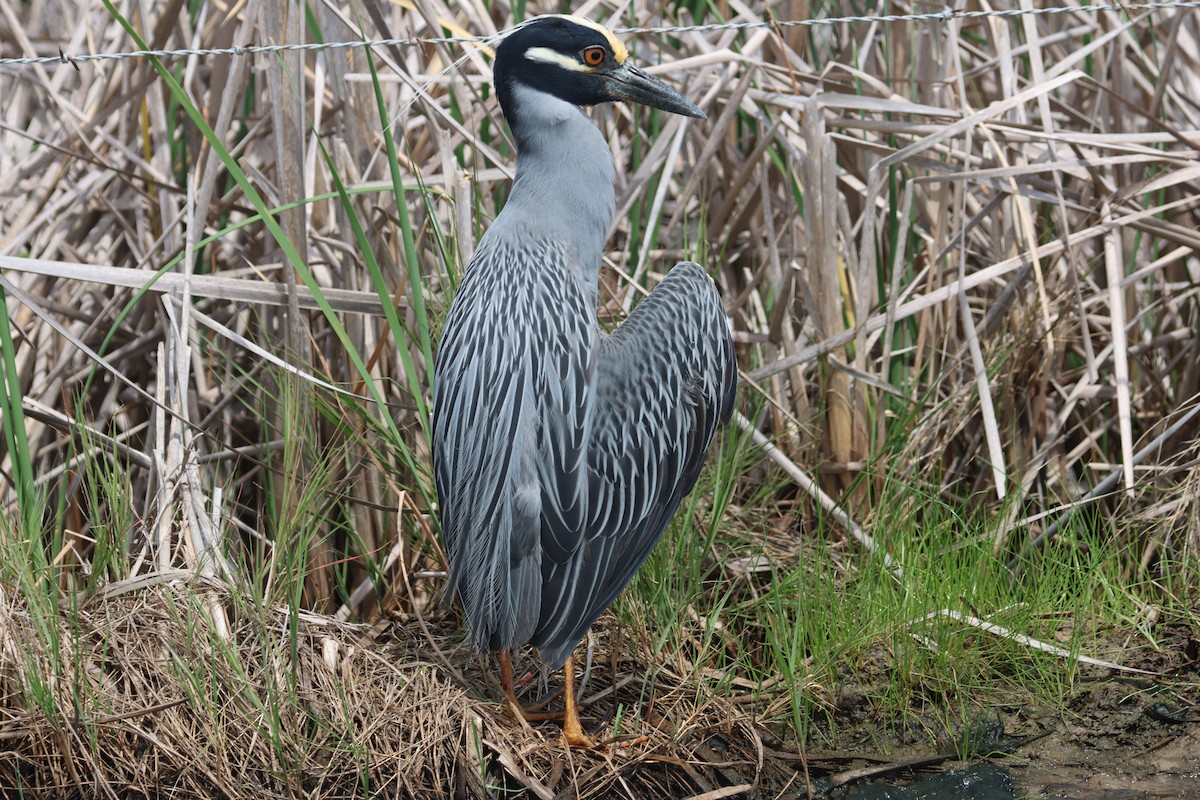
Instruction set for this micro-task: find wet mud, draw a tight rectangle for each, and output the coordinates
[794,624,1199,798]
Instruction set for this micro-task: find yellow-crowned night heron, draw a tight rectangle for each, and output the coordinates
[432,15,736,746]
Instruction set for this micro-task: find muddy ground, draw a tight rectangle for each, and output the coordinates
[790,680,1200,799]
[773,622,1200,799]
[507,619,1200,798]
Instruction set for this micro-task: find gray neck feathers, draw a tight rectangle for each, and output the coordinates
[498,84,616,287]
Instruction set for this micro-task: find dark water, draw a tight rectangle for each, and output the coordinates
[819,759,1200,800]
[830,763,1016,799]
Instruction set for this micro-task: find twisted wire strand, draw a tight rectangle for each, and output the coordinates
[1,2,1197,68]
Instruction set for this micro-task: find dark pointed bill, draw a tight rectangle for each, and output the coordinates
[603,64,706,119]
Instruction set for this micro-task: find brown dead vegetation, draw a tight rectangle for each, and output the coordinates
[1,0,1199,797]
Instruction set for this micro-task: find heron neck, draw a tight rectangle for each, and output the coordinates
[502,85,617,282]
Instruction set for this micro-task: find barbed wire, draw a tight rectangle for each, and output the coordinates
[1,2,1197,68]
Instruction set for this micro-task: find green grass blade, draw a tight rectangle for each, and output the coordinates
[0,283,37,531]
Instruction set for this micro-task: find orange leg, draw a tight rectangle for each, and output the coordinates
[499,649,563,722]
[498,649,596,745]
[499,647,518,705]
[561,653,594,748]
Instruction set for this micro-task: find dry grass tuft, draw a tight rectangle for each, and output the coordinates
[0,582,779,797]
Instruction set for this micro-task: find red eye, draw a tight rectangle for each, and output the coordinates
[582,46,606,67]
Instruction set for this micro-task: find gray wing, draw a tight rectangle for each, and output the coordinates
[533,261,737,667]
[433,236,595,654]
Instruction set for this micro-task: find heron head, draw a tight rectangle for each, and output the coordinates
[494,15,705,123]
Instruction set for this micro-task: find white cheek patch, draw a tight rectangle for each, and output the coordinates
[525,46,590,72]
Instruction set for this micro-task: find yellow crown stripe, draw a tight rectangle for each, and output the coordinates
[544,14,629,64]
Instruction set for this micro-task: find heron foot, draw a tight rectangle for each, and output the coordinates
[498,648,566,721]
[561,714,595,748]
[497,650,598,747]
